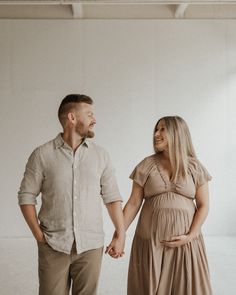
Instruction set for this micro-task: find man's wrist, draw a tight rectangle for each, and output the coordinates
[35,231,45,242]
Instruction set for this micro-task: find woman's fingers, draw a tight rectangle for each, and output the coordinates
[160,236,190,248]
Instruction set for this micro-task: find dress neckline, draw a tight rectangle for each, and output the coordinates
[154,153,173,185]
[155,154,173,182]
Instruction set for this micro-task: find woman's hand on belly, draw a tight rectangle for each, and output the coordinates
[160,234,192,248]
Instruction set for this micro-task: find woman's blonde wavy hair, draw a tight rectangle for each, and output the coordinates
[153,116,197,183]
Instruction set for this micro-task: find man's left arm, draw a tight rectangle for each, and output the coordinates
[105,201,125,258]
[100,150,125,258]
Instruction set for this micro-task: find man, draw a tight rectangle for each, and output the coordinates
[18,94,125,295]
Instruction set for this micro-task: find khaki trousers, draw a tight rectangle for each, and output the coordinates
[37,241,103,295]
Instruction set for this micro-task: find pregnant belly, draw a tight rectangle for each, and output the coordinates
[136,192,196,242]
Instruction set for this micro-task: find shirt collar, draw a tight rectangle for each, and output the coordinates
[54,133,90,149]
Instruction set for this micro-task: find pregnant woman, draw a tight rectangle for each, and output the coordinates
[122,116,212,295]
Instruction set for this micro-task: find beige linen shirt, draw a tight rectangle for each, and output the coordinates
[18,134,122,254]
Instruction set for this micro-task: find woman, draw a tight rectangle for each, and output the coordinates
[108,116,212,295]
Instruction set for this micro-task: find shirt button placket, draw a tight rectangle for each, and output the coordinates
[73,158,79,245]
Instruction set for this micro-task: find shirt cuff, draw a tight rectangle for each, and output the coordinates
[18,193,37,205]
[102,193,123,205]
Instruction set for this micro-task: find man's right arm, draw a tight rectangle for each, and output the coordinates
[20,205,45,243]
[18,148,45,242]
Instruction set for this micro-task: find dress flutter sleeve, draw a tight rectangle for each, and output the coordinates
[191,159,212,189]
[129,158,150,188]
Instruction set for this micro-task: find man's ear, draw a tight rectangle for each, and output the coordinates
[67,112,76,123]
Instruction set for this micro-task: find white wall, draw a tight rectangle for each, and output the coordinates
[0,20,235,238]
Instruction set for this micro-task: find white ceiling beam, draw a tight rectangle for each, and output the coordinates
[75,0,236,3]
[175,3,189,17]
[2,1,236,4]
[71,3,83,18]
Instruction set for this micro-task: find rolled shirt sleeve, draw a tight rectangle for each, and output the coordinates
[100,151,123,204]
[18,148,44,205]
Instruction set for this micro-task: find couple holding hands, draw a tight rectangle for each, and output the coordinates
[18,94,212,295]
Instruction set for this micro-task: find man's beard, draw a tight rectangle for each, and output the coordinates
[76,124,95,138]
[86,130,95,138]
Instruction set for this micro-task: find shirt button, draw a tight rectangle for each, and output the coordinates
[74,212,77,217]
[74,180,77,184]
[74,196,77,200]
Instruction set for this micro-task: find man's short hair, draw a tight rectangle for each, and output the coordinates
[58,94,93,125]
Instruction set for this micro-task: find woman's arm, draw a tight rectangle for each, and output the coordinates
[188,182,210,239]
[161,182,210,247]
[123,181,144,231]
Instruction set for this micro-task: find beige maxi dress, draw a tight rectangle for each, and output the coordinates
[128,154,212,295]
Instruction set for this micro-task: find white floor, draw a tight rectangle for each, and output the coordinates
[0,236,235,295]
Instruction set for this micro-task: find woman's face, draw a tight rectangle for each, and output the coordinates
[154,120,168,151]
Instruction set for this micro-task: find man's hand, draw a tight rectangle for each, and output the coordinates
[20,205,46,244]
[35,231,46,243]
[160,234,193,248]
[105,232,125,259]
[105,201,125,258]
